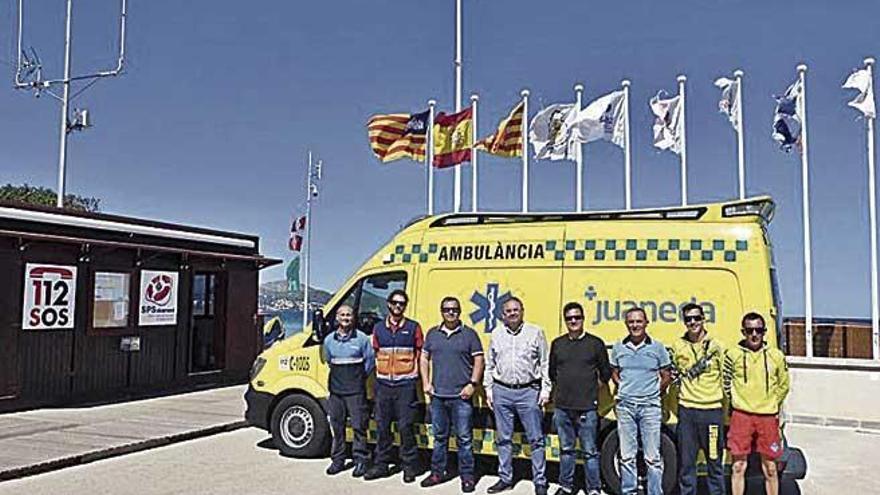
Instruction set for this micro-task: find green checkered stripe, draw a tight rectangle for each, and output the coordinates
[347,422,572,461]
[544,238,749,263]
[383,243,438,264]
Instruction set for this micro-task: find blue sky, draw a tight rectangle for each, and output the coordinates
[0,0,877,318]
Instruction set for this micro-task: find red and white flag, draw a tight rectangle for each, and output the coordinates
[288,234,304,252]
[288,215,307,251]
[290,215,307,233]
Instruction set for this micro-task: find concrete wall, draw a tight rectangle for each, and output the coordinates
[785,362,880,430]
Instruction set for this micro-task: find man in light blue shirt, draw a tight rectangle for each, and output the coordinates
[610,307,672,495]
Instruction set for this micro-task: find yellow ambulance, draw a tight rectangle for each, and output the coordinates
[245,196,806,493]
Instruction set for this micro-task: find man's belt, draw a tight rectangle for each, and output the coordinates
[494,379,541,390]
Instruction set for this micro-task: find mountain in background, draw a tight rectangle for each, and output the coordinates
[259,279,333,312]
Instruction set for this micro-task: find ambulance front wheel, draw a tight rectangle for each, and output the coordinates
[599,428,677,495]
[270,394,330,458]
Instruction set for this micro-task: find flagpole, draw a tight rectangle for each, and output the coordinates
[471,94,479,212]
[453,0,462,213]
[522,89,530,213]
[735,69,746,200]
[574,83,584,212]
[798,63,814,358]
[622,79,632,210]
[428,99,436,215]
[678,75,688,206]
[302,150,313,332]
[864,57,879,360]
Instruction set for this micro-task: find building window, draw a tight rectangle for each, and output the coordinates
[192,273,215,317]
[93,272,131,328]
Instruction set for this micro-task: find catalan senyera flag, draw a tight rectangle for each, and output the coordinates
[475,101,523,157]
[433,108,473,168]
[367,110,429,163]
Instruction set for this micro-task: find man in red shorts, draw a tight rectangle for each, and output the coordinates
[723,312,791,495]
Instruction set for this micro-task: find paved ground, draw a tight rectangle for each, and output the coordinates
[0,385,247,480]
[0,424,874,495]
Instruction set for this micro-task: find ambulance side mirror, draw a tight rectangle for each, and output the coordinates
[312,309,327,340]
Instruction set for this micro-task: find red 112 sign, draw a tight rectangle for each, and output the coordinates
[22,263,78,330]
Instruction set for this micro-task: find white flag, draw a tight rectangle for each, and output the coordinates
[714,77,741,131]
[529,104,576,160]
[843,68,876,119]
[650,92,683,154]
[569,90,627,149]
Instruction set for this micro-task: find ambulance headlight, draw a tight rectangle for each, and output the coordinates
[723,200,775,223]
[250,356,267,381]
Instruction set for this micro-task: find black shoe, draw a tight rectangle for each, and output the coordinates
[403,468,418,484]
[552,488,572,495]
[461,479,476,493]
[364,464,390,481]
[421,472,444,488]
[352,462,368,478]
[325,461,346,476]
[487,480,514,494]
[534,485,548,495]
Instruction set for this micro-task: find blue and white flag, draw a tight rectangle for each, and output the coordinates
[529,103,576,161]
[843,68,876,119]
[569,90,627,149]
[650,92,683,154]
[714,77,741,131]
[772,79,804,152]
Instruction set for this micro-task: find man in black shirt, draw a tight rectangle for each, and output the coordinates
[549,302,612,495]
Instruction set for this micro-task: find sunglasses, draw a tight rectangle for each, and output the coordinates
[684,315,704,323]
[564,315,584,322]
[388,300,407,307]
[743,327,767,335]
[441,307,461,314]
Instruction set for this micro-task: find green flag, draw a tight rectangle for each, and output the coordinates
[286,257,300,294]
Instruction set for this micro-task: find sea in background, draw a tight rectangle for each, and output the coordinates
[263,309,307,338]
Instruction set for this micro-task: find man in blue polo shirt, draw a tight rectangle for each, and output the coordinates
[610,307,672,495]
[419,296,484,493]
[322,304,374,477]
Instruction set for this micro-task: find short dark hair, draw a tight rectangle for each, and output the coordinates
[741,312,765,328]
[387,289,408,304]
[440,296,460,308]
[562,301,584,316]
[624,306,647,320]
[681,303,703,317]
[503,296,523,310]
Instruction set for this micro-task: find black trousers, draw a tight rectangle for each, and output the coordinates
[327,392,369,464]
[677,406,726,495]
[374,382,419,468]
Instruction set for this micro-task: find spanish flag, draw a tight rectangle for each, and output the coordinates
[367,111,429,163]
[475,101,523,157]
[433,108,473,168]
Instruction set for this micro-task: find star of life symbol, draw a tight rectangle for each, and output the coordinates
[469,283,512,333]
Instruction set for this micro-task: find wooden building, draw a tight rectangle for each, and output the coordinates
[0,201,280,411]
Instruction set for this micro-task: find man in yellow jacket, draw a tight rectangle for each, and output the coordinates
[670,303,725,495]
[723,312,790,495]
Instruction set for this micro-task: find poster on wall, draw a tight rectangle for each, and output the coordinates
[22,263,78,330]
[138,270,179,326]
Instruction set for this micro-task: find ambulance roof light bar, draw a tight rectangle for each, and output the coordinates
[431,206,708,227]
[722,199,775,223]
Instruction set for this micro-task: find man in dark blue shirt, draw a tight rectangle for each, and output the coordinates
[322,304,374,477]
[418,296,484,493]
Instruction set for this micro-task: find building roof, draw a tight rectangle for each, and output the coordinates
[0,201,281,268]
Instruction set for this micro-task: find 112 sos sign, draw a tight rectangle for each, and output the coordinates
[22,263,77,330]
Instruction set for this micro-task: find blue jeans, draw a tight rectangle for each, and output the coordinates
[553,408,600,493]
[616,401,663,495]
[430,396,475,479]
[492,385,547,487]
